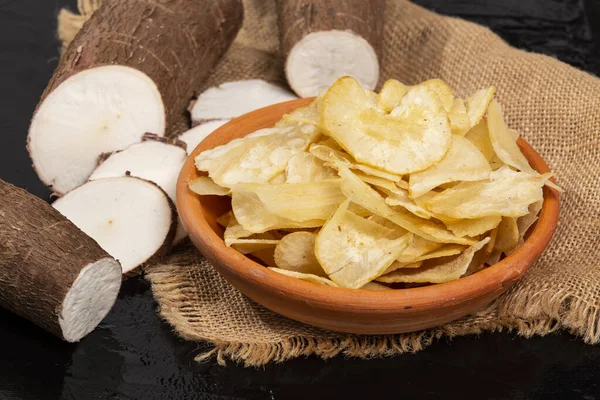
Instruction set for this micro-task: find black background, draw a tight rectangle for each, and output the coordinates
[1,1,600,399]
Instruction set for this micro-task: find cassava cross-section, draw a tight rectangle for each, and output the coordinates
[0,179,122,342]
[28,0,243,194]
[276,0,384,97]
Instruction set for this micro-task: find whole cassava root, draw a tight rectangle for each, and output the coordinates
[41,0,244,132]
[29,0,244,194]
[276,0,384,97]
[0,179,122,342]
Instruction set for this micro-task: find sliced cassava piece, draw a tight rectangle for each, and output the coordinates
[29,0,243,194]
[179,120,230,155]
[315,201,413,289]
[408,135,491,198]
[376,238,490,284]
[274,232,325,276]
[0,179,121,342]
[276,0,384,97]
[89,134,188,243]
[195,126,319,188]
[53,177,176,274]
[190,80,297,123]
[322,77,452,175]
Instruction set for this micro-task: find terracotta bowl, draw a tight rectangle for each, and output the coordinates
[177,98,560,335]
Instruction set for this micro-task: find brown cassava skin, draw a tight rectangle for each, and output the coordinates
[39,0,244,135]
[276,0,385,61]
[0,179,119,340]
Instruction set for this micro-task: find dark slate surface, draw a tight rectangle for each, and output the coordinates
[1,1,599,399]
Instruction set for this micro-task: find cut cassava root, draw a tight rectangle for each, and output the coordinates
[53,177,176,274]
[29,66,166,194]
[30,0,243,193]
[276,0,384,97]
[89,134,188,243]
[190,80,297,123]
[0,179,122,342]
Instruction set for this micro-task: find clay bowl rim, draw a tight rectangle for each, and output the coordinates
[177,97,560,315]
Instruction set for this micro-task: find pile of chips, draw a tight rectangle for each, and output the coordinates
[190,77,558,290]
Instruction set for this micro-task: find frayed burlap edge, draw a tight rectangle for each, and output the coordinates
[146,256,568,367]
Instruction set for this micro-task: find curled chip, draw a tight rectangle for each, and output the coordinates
[274,232,325,276]
[337,164,475,245]
[465,121,495,161]
[285,152,337,183]
[408,135,491,198]
[322,76,452,175]
[419,79,454,113]
[309,144,402,182]
[375,237,490,284]
[466,86,495,127]
[234,180,345,222]
[189,176,231,196]
[315,200,413,289]
[487,99,535,174]
[427,166,545,219]
[449,98,470,136]
[413,244,466,262]
[378,79,408,112]
[269,268,339,287]
[445,215,502,238]
[380,261,423,276]
[232,190,325,233]
[494,216,519,253]
[195,126,318,187]
[384,187,433,219]
[517,200,543,242]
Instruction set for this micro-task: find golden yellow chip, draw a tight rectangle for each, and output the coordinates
[419,79,454,112]
[360,282,393,290]
[378,79,409,112]
[216,211,235,227]
[188,176,231,196]
[487,99,535,174]
[285,152,337,183]
[231,239,281,254]
[309,144,402,182]
[269,172,287,184]
[375,237,490,284]
[269,268,339,287]
[427,166,545,219]
[408,135,491,198]
[280,100,321,127]
[465,228,497,275]
[464,121,495,161]
[449,98,470,135]
[465,86,495,127]
[273,232,326,276]
[234,180,345,223]
[494,216,519,253]
[384,187,433,219]
[322,77,452,175]
[337,164,475,245]
[195,126,318,187]
[414,244,466,262]
[445,215,502,237]
[380,261,423,277]
[232,190,325,233]
[315,200,413,288]
[354,172,399,192]
[517,200,543,242]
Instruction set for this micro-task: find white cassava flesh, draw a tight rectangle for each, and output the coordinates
[29,66,165,194]
[60,258,122,342]
[53,177,175,274]
[89,137,188,243]
[190,80,297,122]
[286,30,380,97]
[178,120,230,155]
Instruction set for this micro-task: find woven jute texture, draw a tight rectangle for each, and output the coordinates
[59,0,600,367]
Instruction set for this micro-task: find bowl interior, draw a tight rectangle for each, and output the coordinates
[177,98,560,311]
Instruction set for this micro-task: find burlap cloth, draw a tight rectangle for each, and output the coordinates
[59,0,600,367]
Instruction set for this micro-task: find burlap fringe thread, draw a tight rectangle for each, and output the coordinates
[56,0,600,367]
